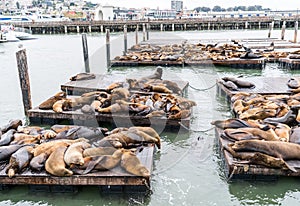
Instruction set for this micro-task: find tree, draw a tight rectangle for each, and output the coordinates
[212,6,222,12]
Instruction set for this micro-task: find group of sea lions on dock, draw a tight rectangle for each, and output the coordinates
[212,90,300,173]
[38,67,196,120]
[113,42,292,64]
[0,119,161,178]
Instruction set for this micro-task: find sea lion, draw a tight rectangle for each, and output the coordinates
[146,110,166,118]
[223,144,294,171]
[11,133,41,145]
[222,77,255,89]
[230,127,281,141]
[289,127,300,144]
[50,125,73,133]
[30,153,48,171]
[239,108,277,120]
[74,149,125,174]
[0,144,25,161]
[168,109,190,120]
[274,123,291,142]
[139,66,163,82]
[83,147,117,157]
[110,87,130,101]
[287,78,300,89]
[64,141,91,166]
[17,126,43,135]
[263,109,296,125]
[32,137,89,157]
[41,130,57,140]
[69,73,96,81]
[81,105,95,114]
[6,145,34,178]
[45,146,73,177]
[55,126,106,141]
[52,99,67,113]
[124,128,161,149]
[211,118,251,129]
[240,51,263,59]
[1,119,22,134]
[221,80,238,91]
[231,139,300,160]
[120,149,150,178]
[38,91,66,110]
[232,99,249,115]
[0,129,15,146]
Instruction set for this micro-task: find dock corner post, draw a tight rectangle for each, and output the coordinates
[123,24,127,54]
[16,49,32,116]
[106,29,111,69]
[135,26,139,45]
[142,23,146,41]
[146,23,150,40]
[81,33,90,73]
[281,21,286,40]
[294,21,298,43]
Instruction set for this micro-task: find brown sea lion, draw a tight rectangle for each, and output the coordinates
[111,88,130,101]
[106,82,123,91]
[139,66,163,82]
[83,147,117,157]
[146,110,166,118]
[231,139,300,160]
[41,130,57,140]
[129,126,161,146]
[52,99,67,113]
[232,99,249,115]
[125,128,161,149]
[32,137,89,157]
[168,109,190,120]
[74,149,125,174]
[222,128,260,141]
[144,84,172,93]
[39,91,66,110]
[50,125,73,133]
[11,133,41,145]
[64,141,91,166]
[1,119,22,134]
[120,149,150,178]
[45,146,73,177]
[6,145,34,178]
[17,126,43,135]
[69,73,96,81]
[274,123,291,142]
[239,108,277,120]
[228,127,281,141]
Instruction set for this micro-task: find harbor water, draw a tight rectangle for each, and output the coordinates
[0,29,300,205]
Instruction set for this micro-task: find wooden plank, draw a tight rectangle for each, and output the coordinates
[27,107,190,129]
[0,145,154,186]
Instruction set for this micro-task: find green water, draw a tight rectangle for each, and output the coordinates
[0,30,300,205]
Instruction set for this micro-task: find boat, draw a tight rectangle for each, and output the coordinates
[0,15,33,23]
[1,25,36,41]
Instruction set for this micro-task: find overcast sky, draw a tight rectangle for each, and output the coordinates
[93,0,300,10]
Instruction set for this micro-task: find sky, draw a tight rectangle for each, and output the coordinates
[93,0,300,11]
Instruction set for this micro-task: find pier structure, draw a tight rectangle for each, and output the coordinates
[7,16,300,34]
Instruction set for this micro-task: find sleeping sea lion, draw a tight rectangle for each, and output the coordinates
[168,109,190,120]
[0,129,15,146]
[289,127,300,144]
[0,144,25,161]
[287,78,300,89]
[74,149,125,174]
[45,146,73,177]
[129,126,161,148]
[120,149,150,178]
[55,126,106,141]
[69,73,96,81]
[228,127,281,141]
[6,145,34,178]
[222,77,255,88]
[83,147,117,157]
[221,80,238,91]
[263,109,296,125]
[124,128,161,149]
[273,123,291,142]
[38,91,66,110]
[211,118,251,129]
[1,119,22,134]
[231,139,300,160]
[11,133,41,145]
[30,153,48,171]
[64,141,91,166]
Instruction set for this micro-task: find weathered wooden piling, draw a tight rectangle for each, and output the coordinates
[268,22,273,38]
[123,25,127,54]
[146,23,150,40]
[106,29,111,68]
[281,21,286,40]
[142,23,146,41]
[294,21,298,43]
[81,33,90,73]
[16,49,32,116]
[135,27,138,45]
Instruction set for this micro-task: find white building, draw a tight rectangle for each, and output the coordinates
[94,3,113,20]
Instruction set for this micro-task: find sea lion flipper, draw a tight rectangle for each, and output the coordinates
[284,162,297,172]
[66,127,80,137]
[83,156,103,174]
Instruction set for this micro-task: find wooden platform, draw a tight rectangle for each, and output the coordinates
[0,144,154,191]
[216,76,295,99]
[61,74,189,96]
[27,107,190,131]
[216,128,300,180]
[279,58,300,70]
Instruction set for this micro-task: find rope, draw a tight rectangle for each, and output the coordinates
[227,165,238,182]
[179,122,215,133]
[188,83,217,91]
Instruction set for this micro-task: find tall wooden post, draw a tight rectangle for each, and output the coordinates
[143,23,146,41]
[146,23,150,40]
[106,29,111,68]
[124,24,127,54]
[16,49,32,116]
[135,27,138,45]
[268,22,273,38]
[281,21,286,40]
[294,21,298,43]
[81,33,90,73]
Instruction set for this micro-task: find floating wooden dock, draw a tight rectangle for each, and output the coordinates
[279,58,300,69]
[0,144,154,192]
[216,76,296,99]
[60,74,189,96]
[216,128,300,180]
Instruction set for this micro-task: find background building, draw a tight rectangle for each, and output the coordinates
[171,0,183,12]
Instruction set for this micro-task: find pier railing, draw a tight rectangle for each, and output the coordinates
[6,16,300,34]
